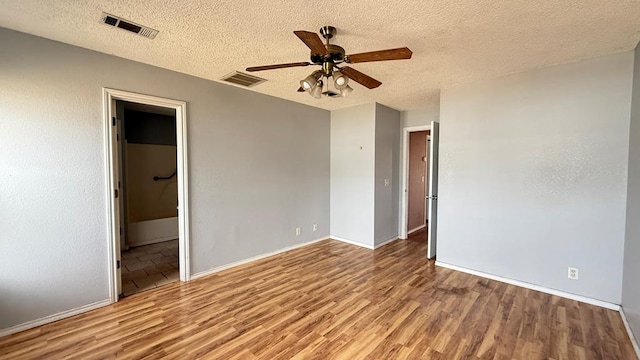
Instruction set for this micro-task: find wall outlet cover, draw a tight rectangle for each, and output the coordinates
[568,267,579,280]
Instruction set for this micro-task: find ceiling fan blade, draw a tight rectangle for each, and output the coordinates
[341,67,382,89]
[246,62,311,72]
[346,47,412,64]
[294,31,328,56]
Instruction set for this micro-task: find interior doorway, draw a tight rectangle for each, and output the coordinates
[117,101,179,297]
[400,122,439,259]
[407,130,430,235]
[103,89,190,303]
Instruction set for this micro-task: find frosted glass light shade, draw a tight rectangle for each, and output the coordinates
[311,80,323,98]
[300,75,316,91]
[300,71,322,92]
[333,72,349,90]
[340,85,353,97]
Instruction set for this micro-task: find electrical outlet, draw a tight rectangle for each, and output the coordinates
[384,179,390,187]
[313,224,317,232]
[296,227,301,236]
[568,267,579,280]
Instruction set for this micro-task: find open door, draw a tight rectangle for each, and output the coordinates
[427,121,439,259]
[110,99,123,299]
[115,101,128,253]
[424,136,430,224]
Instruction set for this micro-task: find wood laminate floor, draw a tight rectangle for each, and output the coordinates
[0,230,636,359]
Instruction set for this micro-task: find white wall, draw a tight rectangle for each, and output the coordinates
[374,104,401,245]
[330,104,376,247]
[0,27,330,331]
[622,44,640,344]
[438,52,634,304]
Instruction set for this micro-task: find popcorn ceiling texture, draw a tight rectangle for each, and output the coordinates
[0,0,639,111]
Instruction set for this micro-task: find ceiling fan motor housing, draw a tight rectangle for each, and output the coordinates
[310,44,346,65]
[320,26,337,39]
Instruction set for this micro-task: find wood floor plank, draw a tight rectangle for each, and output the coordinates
[0,231,636,359]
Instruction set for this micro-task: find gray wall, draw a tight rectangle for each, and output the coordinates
[401,106,440,129]
[623,44,640,343]
[330,104,376,246]
[374,104,401,245]
[438,52,634,304]
[0,28,330,331]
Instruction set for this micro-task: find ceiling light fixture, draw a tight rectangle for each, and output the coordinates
[333,71,349,90]
[300,71,322,92]
[311,80,324,99]
[299,70,351,98]
[246,26,413,99]
[340,85,353,97]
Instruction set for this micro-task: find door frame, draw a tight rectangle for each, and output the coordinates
[103,88,191,303]
[399,125,431,239]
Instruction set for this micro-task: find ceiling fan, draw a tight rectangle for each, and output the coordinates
[246,26,412,98]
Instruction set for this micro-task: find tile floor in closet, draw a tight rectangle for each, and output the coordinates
[121,239,179,297]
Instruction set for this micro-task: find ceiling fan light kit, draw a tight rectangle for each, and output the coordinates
[333,70,349,90]
[311,81,324,99]
[246,26,412,99]
[341,85,354,97]
[300,70,322,91]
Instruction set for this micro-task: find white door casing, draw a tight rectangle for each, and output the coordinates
[103,88,190,303]
[399,125,431,239]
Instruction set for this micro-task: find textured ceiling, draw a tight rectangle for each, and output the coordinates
[1,1,639,111]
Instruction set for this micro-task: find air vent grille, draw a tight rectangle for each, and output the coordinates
[221,71,267,88]
[104,16,118,26]
[101,12,159,39]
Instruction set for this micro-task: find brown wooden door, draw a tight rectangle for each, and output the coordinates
[408,131,429,233]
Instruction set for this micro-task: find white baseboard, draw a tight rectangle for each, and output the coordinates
[435,261,620,311]
[129,217,178,247]
[329,235,374,250]
[620,307,640,359]
[329,235,399,250]
[191,236,330,280]
[374,236,400,249]
[0,299,111,338]
[408,225,426,235]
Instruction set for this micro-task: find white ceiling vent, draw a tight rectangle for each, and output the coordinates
[101,12,159,39]
[221,71,267,88]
